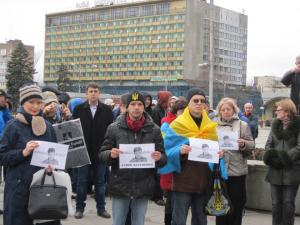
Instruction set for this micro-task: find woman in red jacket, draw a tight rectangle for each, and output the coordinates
[160,99,187,225]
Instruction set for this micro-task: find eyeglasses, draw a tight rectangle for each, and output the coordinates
[192,98,206,104]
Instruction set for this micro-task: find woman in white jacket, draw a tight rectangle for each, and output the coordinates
[215,98,255,225]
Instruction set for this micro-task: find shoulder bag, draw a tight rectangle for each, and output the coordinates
[28,170,68,220]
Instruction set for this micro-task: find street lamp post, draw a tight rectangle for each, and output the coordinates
[208,0,214,107]
[215,78,227,97]
[78,69,81,93]
[199,1,214,107]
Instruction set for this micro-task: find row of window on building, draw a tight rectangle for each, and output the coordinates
[46,23,185,41]
[46,60,183,70]
[46,14,185,32]
[203,46,246,60]
[47,2,173,27]
[46,32,184,43]
[204,31,246,43]
[202,55,245,68]
[214,56,245,67]
[203,19,247,35]
[46,69,183,78]
[46,41,184,53]
[45,51,184,63]
[214,39,246,51]
[213,65,244,75]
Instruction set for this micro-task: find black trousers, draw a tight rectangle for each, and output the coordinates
[216,175,246,225]
[164,190,172,225]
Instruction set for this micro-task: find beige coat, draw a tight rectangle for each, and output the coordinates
[217,115,255,176]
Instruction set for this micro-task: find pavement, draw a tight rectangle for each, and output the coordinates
[255,126,271,149]
[61,195,300,225]
[1,126,300,225]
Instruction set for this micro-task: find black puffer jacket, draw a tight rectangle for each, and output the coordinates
[99,113,166,198]
[264,116,300,185]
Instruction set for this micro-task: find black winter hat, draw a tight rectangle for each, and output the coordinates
[0,89,7,97]
[126,91,145,108]
[186,88,206,103]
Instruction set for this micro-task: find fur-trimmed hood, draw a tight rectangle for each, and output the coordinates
[271,116,300,140]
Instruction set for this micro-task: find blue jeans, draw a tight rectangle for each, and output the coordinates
[76,164,107,212]
[112,197,148,225]
[271,184,299,225]
[171,191,207,225]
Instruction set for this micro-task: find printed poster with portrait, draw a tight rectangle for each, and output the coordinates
[53,119,91,168]
[31,141,69,170]
[119,143,155,169]
[188,138,219,164]
[217,130,239,151]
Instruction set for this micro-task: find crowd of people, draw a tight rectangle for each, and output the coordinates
[0,55,299,225]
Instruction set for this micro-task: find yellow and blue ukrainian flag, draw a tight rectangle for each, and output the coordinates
[159,107,228,180]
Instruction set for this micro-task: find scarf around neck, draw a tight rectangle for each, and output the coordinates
[126,113,145,132]
[16,107,47,136]
[170,107,218,140]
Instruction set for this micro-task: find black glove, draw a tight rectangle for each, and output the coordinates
[263,150,284,169]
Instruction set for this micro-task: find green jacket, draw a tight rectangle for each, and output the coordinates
[264,116,300,185]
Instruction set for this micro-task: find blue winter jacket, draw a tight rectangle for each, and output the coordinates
[0,117,57,225]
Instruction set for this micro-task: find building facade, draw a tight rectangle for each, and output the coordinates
[254,75,290,121]
[44,0,247,96]
[0,40,34,90]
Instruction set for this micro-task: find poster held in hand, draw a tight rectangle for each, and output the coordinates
[31,141,69,170]
[119,143,155,169]
[188,138,219,163]
[217,130,239,150]
[53,119,91,168]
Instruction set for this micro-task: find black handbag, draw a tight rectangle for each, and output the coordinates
[28,170,68,220]
[204,164,232,216]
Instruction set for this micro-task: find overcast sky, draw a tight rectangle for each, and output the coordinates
[0,0,299,83]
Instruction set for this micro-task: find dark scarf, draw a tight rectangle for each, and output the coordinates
[126,113,145,132]
[15,107,46,136]
[190,114,202,127]
[272,116,300,140]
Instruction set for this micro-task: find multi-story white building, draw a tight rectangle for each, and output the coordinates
[44,0,247,96]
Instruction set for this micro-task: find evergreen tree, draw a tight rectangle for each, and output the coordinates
[56,64,72,92]
[6,42,35,109]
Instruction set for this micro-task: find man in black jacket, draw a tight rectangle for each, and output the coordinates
[99,91,166,225]
[72,83,113,219]
[281,55,300,114]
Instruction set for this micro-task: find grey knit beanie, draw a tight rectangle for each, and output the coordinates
[19,84,43,105]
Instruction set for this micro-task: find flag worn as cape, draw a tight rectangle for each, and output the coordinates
[159,108,228,180]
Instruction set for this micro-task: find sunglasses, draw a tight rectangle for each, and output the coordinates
[192,98,206,104]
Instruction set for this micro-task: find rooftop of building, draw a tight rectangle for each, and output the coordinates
[46,0,181,17]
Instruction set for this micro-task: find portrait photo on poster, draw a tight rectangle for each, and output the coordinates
[217,129,239,150]
[188,138,219,163]
[30,141,69,170]
[119,143,155,169]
